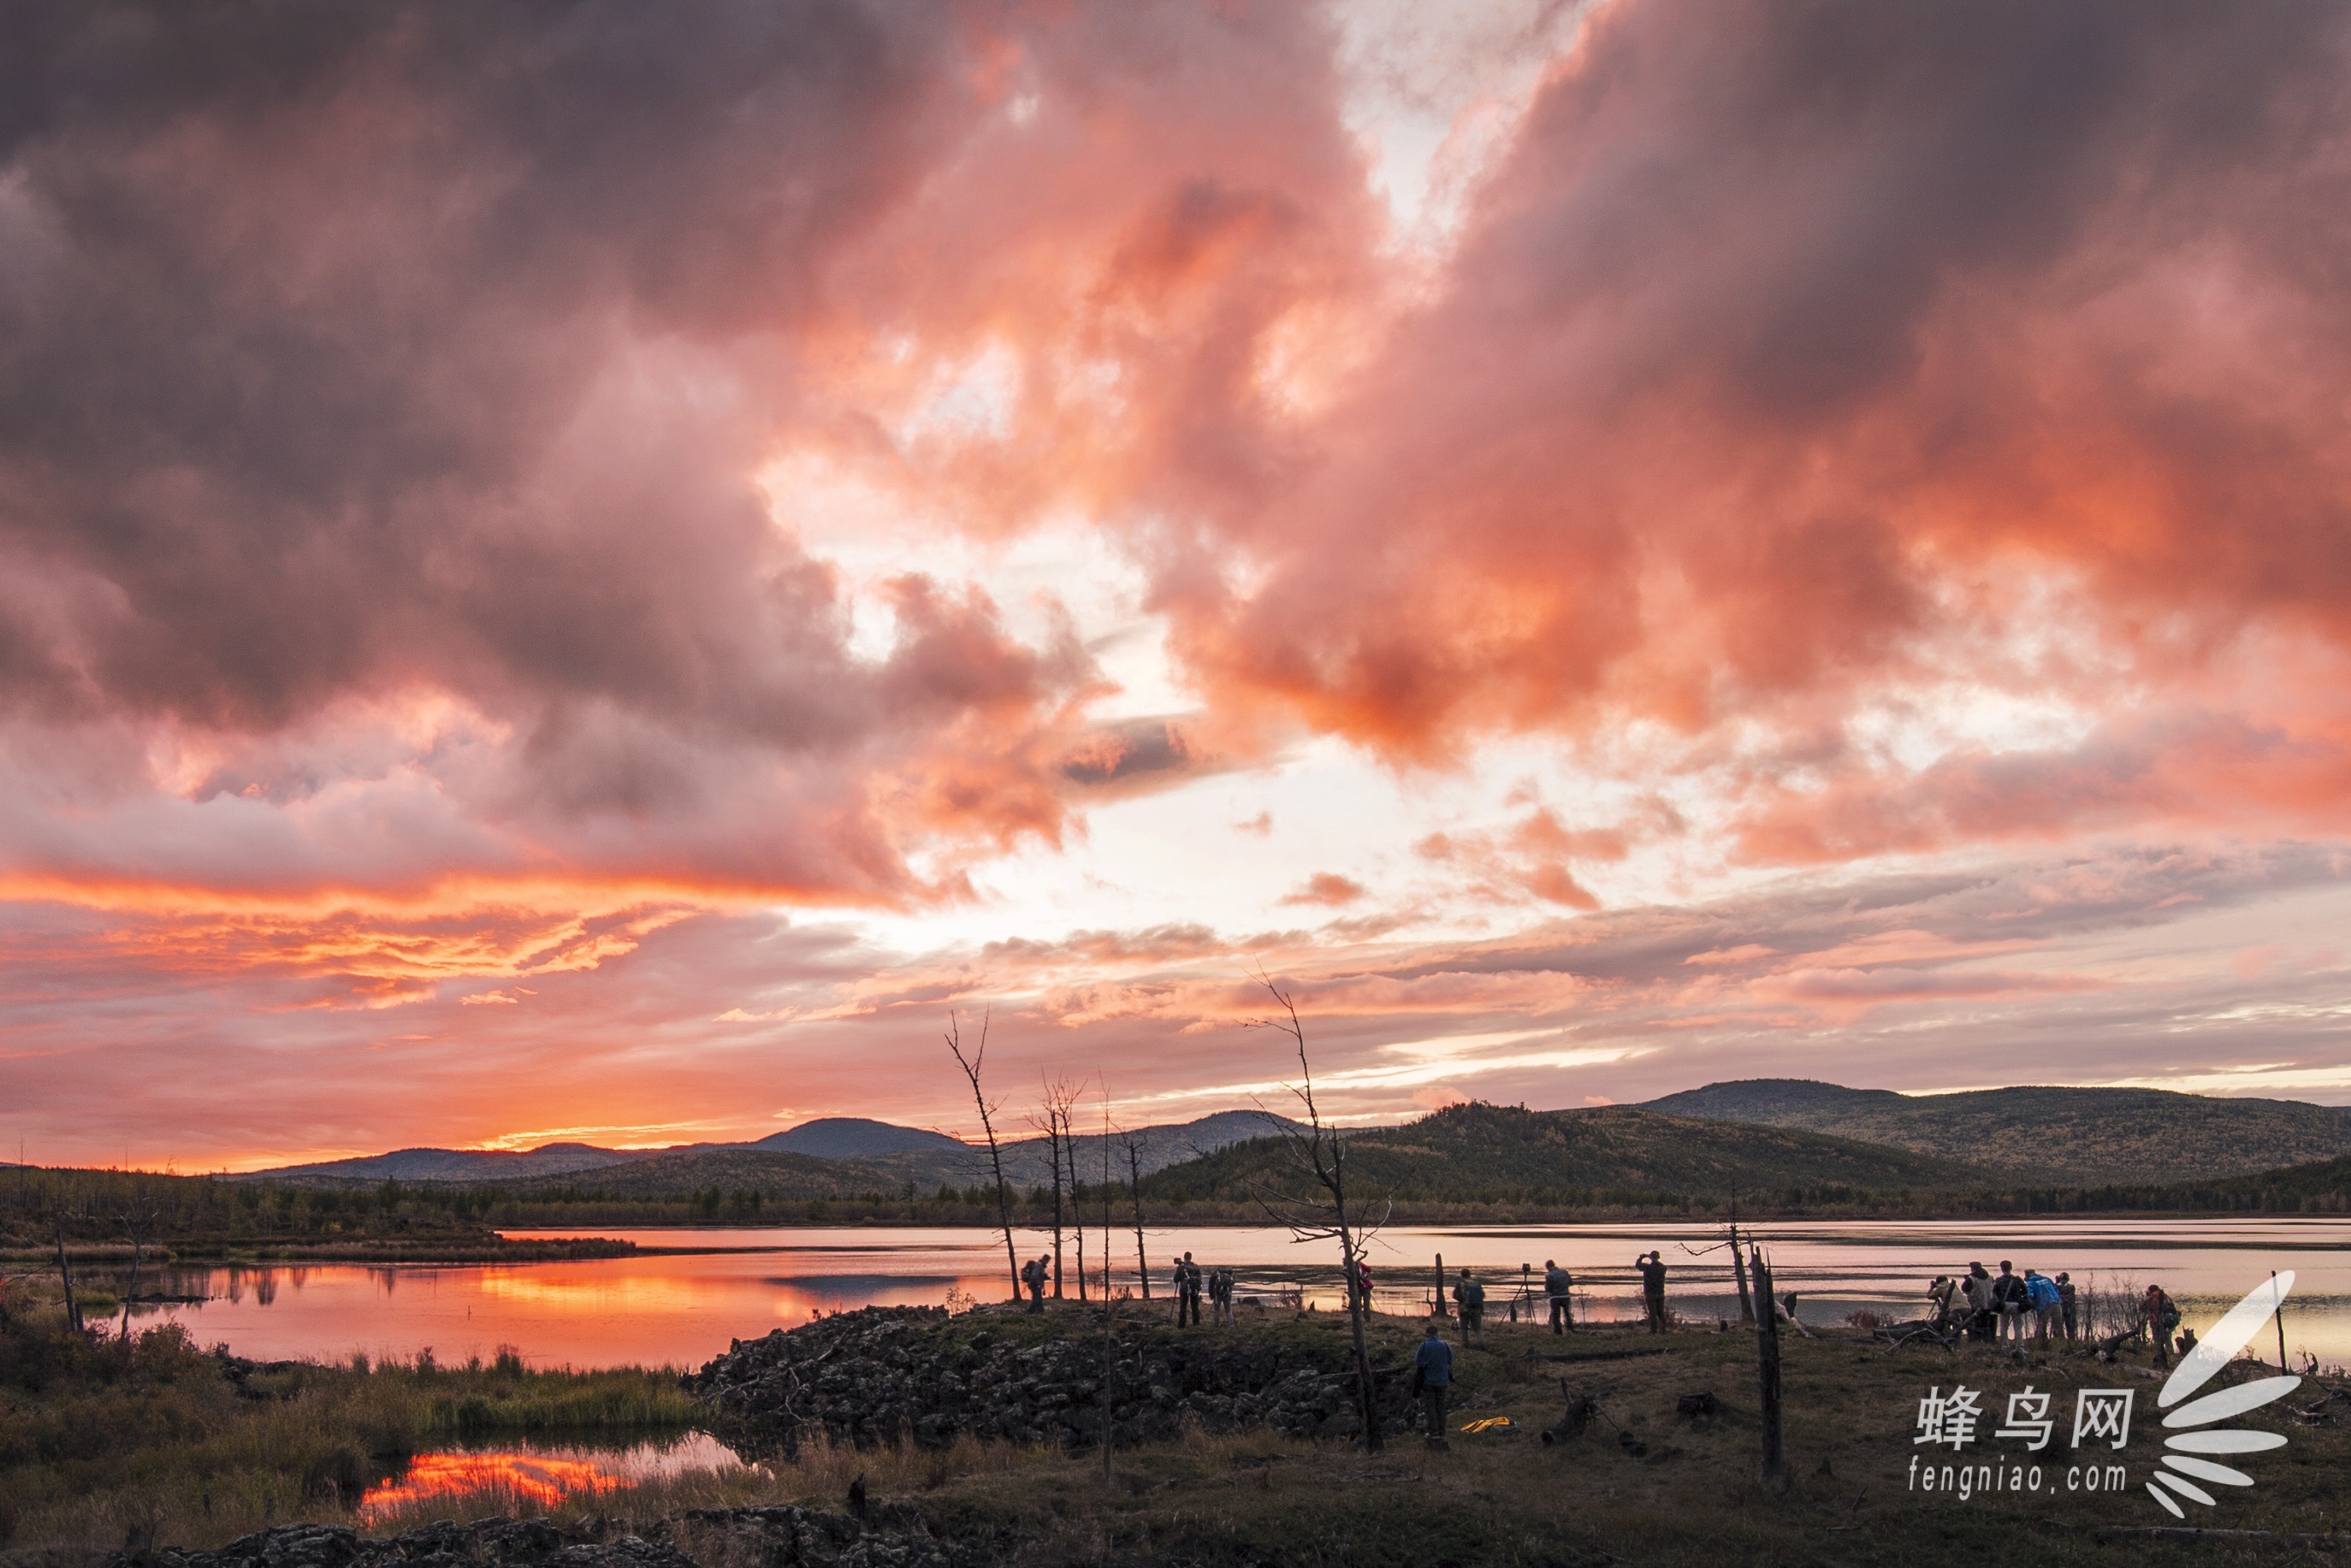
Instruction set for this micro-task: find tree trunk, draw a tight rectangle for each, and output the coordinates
[1048,1112,1066,1299]
[54,1220,82,1334]
[1730,1222,1754,1323]
[1340,1225,1383,1452]
[1753,1246,1789,1495]
[946,1021,1021,1300]
[1126,1143,1151,1299]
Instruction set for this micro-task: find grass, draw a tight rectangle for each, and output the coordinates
[5,1273,2343,1565]
[0,1277,696,1553]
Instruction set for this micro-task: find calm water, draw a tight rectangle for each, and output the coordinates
[133,1219,2351,1370]
[356,1431,749,1522]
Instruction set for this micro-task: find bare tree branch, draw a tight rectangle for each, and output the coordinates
[1241,965,1387,1453]
[946,1011,1021,1301]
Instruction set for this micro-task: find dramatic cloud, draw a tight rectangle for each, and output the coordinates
[4,0,2350,1161]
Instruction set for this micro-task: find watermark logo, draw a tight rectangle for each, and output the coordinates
[1905,1272,2299,1518]
[2145,1270,2299,1518]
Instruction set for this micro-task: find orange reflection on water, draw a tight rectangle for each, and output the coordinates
[358,1453,623,1518]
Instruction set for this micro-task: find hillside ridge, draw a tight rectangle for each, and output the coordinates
[1639,1078,2351,1184]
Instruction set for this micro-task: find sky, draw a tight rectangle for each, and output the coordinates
[5,0,2351,1170]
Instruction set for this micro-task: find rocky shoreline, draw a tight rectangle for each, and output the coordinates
[686,1305,1417,1451]
[128,1508,998,1568]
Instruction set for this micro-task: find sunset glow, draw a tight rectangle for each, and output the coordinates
[7,0,2351,1167]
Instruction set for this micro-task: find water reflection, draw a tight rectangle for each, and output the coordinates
[135,1219,2351,1370]
[357,1433,748,1522]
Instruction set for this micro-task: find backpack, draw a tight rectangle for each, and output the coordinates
[2158,1296,2182,1331]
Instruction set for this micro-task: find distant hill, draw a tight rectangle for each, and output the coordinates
[247,1116,979,1185]
[841,1110,1311,1192]
[1640,1079,2351,1185]
[521,1146,883,1202]
[2170,1153,2351,1211]
[237,1111,1319,1199]
[1139,1102,1983,1206]
[251,1142,649,1183]
[755,1119,968,1158]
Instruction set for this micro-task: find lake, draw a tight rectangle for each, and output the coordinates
[135,1218,2351,1370]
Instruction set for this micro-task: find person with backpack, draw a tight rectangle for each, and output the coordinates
[1172,1252,1202,1326]
[1453,1267,1486,1348]
[1992,1260,2030,1342]
[1021,1255,1049,1314]
[1209,1264,1235,1326]
[1411,1321,1455,1449]
[1543,1258,1574,1334]
[2024,1268,2061,1343]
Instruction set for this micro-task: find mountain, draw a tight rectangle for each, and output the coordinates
[1139,1102,1984,1205]
[1640,1079,2351,1185]
[840,1110,1311,1192]
[246,1116,976,1184]
[245,1110,1312,1195]
[754,1118,968,1158]
[517,1145,879,1201]
[251,1142,649,1182]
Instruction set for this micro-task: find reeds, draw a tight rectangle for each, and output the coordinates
[0,1294,704,1553]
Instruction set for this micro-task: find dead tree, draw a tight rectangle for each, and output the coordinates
[946,1013,1021,1301]
[1122,1134,1152,1299]
[1753,1245,1790,1494]
[1099,1086,1118,1486]
[1033,1075,1084,1299]
[50,1201,83,1334]
[1246,971,1388,1453]
[1723,1184,1754,1323]
[117,1180,164,1340]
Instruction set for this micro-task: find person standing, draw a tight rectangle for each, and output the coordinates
[1412,1322,1455,1449]
[1173,1252,1201,1326]
[1635,1251,1668,1333]
[1993,1260,2028,1343]
[1543,1258,1574,1334]
[2143,1284,2181,1370]
[1209,1265,1235,1326]
[1453,1268,1486,1349]
[2025,1269,2061,1343]
[1961,1263,1994,1341]
[2056,1272,2078,1340]
[1022,1255,1048,1314]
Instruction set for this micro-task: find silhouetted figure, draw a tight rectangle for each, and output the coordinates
[1412,1322,1454,1449]
[1022,1254,1048,1313]
[1636,1251,1667,1333]
[1545,1259,1574,1334]
[847,1472,867,1524]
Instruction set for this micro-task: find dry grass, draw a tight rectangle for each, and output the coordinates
[8,1277,2345,1566]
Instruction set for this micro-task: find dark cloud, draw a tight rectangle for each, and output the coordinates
[0,0,1362,901]
[1149,0,2351,834]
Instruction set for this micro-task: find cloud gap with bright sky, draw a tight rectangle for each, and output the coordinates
[3,0,2350,1167]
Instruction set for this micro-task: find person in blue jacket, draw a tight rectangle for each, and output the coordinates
[1412,1322,1455,1449]
[2024,1269,2062,1343]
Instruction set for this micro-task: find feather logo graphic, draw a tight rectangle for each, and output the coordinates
[2145,1272,2298,1518]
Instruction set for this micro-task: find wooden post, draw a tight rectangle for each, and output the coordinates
[2273,1270,2288,1374]
[1753,1246,1789,1495]
[1434,1253,1448,1317]
[1729,1219,1754,1323]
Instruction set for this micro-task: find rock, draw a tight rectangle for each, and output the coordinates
[133,1518,696,1568]
[684,1306,1412,1454]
